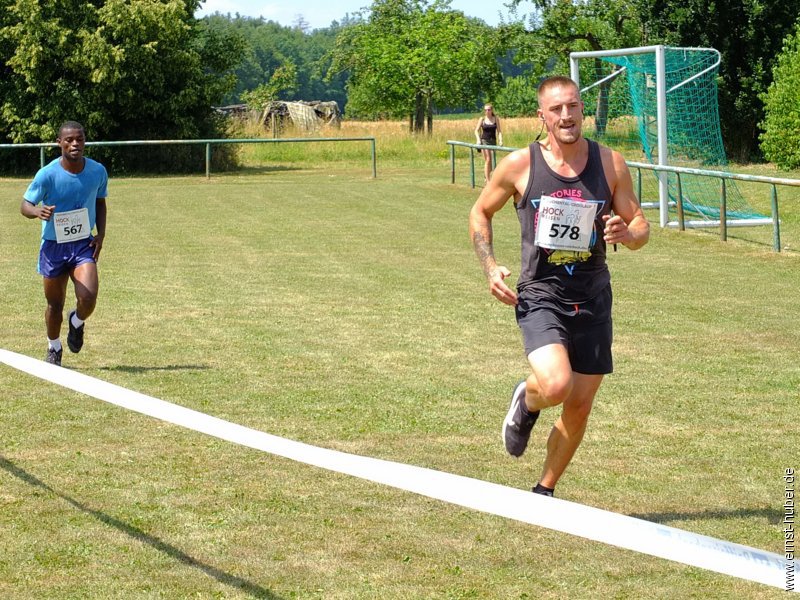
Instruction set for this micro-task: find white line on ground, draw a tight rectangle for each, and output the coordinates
[1,347,795,591]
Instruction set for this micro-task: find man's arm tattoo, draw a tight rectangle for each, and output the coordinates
[472,229,498,278]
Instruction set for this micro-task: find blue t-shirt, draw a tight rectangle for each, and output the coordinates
[23,157,109,241]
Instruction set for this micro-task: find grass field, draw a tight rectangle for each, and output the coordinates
[235,116,800,254]
[1,133,798,598]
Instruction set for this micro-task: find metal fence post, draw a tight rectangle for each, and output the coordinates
[771,184,781,252]
[720,178,727,242]
[450,144,455,184]
[470,147,476,189]
[636,168,642,205]
[371,138,377,179]
[676,173,685,231]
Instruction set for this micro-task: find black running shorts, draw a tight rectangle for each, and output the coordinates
[515,284,613,375]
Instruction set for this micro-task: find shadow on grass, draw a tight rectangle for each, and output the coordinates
[630,506,784,525]
[723,232,798,254]
[95,364,211,373]
[683,227,798,254]
[0,456,283,599]
[229,164,303,175]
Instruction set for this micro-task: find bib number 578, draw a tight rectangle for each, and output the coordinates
[549,223,581,241]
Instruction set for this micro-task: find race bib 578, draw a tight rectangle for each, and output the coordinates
[534,195,597,252]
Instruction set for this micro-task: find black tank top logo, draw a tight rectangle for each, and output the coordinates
[530,190,606,273]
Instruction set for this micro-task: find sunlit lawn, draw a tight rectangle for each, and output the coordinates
[0,130,797,598]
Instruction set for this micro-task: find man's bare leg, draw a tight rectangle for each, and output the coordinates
[537,372,603,489]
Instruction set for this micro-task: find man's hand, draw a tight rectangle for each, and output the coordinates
[89,234,104,261]
[602,214,630,246]
[37,204,55,221]
[488,266,517,305]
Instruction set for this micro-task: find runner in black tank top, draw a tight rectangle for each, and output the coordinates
[516,139,612,304]
[468,76,649,498]
[474,105,503,184]
[479,119,498,145]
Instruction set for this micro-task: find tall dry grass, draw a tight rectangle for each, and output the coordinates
[229,111,656,168]
[230,113,543,166]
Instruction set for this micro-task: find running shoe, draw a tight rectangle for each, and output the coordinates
[46,347,62,366]
[67,310,84,353]
[531,484,554,497]
[502,380,539,457]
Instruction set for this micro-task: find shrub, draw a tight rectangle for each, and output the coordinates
[493,75,540,117]
[760,24,800,170]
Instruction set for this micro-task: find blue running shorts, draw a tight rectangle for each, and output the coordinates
[38,238,96,278]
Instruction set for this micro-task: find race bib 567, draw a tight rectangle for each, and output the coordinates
[54,208,90,244]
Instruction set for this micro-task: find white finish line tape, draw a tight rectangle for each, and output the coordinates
[1,348,795,591]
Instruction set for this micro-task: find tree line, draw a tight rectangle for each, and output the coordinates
[1,0,798,169]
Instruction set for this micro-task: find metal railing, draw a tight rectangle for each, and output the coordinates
[0,136,378,179]
[447,140,503,188]
[626,161,799,252]
[447,140,800,252]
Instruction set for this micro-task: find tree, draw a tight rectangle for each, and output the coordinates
[203,15,350,111]
[504,0,643,133]
[0,0,241,147]
[760,24,800,170]
[241,61,298,109]
[493,75,540,117]
[329,0,503,133]
[633,0,799,162]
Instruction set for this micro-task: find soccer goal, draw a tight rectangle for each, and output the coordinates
[569,45,771,228]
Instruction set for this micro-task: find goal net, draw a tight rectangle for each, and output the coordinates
[569,46,769,227]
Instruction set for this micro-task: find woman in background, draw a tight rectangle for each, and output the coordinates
[474,104,503,184]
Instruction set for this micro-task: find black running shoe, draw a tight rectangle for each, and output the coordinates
[46,347,63,366]
[502,380,539,457]
[532,483,554,497]
[67,310,84,353]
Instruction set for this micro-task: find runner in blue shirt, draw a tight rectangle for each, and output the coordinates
[20,121,108,366]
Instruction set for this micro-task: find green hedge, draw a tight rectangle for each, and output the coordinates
[760,25,800,170]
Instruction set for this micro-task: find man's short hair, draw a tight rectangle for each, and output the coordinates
[537,76,579,101]
[58,121,85,138]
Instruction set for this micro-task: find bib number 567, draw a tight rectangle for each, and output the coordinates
[64,223,83,236]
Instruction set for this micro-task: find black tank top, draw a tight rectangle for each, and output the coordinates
[480,119,497,144]
[515,139,613,302]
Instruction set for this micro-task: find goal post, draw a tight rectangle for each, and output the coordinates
[571,45,670,227]
[569,45,769,229]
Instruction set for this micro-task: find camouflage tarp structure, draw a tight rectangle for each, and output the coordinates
[266,101,341,131]
[283,102,318,130]
[213,101,341,132]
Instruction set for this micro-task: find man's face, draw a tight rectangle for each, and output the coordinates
[537,84,584,145]
[57,128,86,162]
